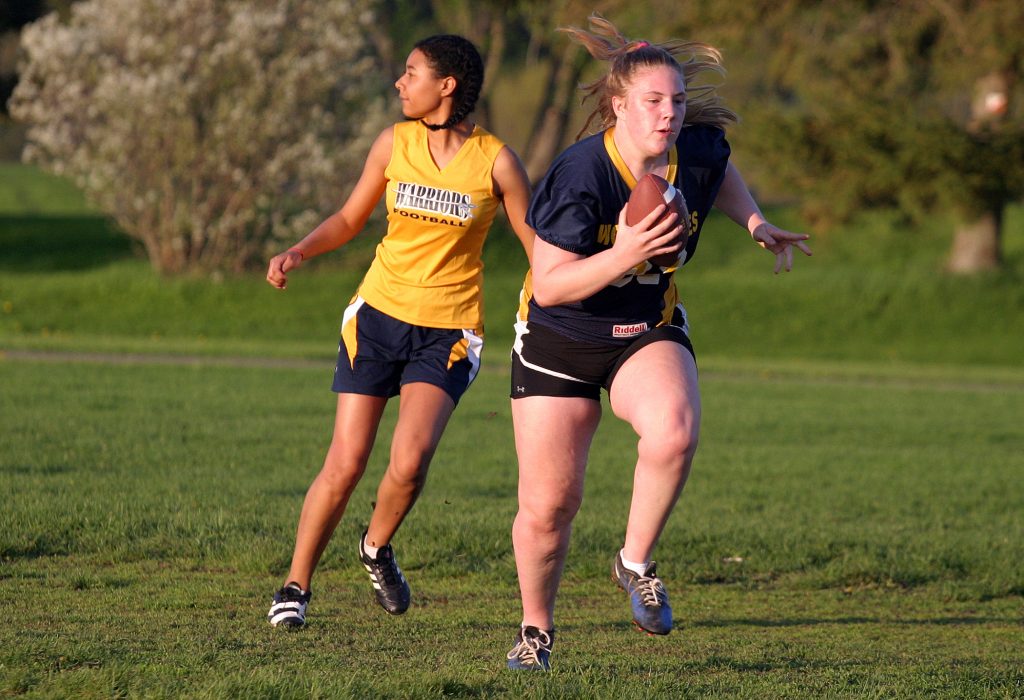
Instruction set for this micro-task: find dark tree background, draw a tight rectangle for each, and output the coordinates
[677,0,1024,273]
[5,0,1023,274]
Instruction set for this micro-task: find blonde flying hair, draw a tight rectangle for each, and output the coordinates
[563,13,738,139]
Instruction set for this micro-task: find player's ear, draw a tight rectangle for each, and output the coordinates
[611,94,626,118]
[439,75,457,98]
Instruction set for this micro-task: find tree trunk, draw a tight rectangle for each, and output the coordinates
[947,208,1002,274]
[473,11,506,131]
[523,42,587,182]
[947,71,1010,274]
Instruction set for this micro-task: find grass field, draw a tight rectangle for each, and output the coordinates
[2,359,1022,698]
[2,166,1023,367]
[2,164,1023,697]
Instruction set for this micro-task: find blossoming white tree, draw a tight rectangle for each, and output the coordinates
[10,0,389,273]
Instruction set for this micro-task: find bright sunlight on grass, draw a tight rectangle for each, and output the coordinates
[2,162,1022,697]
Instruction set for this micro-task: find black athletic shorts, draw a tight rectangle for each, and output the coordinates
[332,297,483,404]
[510,313,695,401]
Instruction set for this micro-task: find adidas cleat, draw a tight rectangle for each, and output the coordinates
[267,581,311,628]
[359,531,411,615]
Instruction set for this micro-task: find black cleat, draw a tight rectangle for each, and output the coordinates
[612,553,673,635]
[267,581,311,628]
[359,531,411,615]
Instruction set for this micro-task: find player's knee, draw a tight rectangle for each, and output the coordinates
[317,453,368,494]
[640,424,698,467]
[519,494,582,532]
[386,455,431,491]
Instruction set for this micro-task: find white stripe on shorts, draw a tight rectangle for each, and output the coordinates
[462,328,483,384]
[511,318,592,384]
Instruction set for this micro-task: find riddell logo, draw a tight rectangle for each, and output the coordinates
[612,322,648,338]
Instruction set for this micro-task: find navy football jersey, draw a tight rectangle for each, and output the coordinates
[520,124,731,345]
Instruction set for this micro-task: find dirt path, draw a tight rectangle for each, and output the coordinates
[4,348,1022,393]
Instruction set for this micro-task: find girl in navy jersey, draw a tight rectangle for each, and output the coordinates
[264,35,534,628]
[505,14,811,670]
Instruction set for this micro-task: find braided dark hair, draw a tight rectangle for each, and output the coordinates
[413,35,484,131]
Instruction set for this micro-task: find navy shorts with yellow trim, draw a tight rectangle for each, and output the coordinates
[510,308,694,401]
[333,297,483,404]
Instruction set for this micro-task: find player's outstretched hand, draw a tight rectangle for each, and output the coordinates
[751,222,812,274]
[266,249,304,289]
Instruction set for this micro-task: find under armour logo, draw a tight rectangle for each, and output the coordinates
[515,386,526,393]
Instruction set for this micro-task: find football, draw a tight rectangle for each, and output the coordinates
[625,173,689,268]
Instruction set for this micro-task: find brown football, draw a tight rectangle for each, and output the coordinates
[625,173,689,268]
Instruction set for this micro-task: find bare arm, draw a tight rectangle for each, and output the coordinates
[714,162,812,273]
[531,203,682,307]
[266,126,393,289]
[491,145,536,265]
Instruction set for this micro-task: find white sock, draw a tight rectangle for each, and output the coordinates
[620,549,649,576]
[362,535,380,559]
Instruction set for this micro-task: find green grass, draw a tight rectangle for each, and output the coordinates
[2,163,1023,696]
[1,359,1022,697]
[0,162,96,216]
[2,163,1023,367]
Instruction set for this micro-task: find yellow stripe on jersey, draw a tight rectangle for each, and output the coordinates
[517,269,534,323]
[357,121,506,330]
[603,128,678,189]
[659,283,679,327]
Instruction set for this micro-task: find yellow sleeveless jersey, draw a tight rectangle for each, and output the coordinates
[356,121,505,332]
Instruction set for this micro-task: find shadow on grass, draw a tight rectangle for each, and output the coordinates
[0,463,76,476]
[1,539,70,561]
[0,215,136,272]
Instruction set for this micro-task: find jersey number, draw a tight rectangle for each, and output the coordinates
[610,261,661,287]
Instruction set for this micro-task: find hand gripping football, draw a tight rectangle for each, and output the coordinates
[625,173,690,268]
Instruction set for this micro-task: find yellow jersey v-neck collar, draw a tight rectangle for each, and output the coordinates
[603,127,678,189]
[425,124,478,174]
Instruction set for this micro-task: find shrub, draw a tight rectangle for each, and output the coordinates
[10,0,390,273]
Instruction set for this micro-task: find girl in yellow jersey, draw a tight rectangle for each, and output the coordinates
[264,35,534,627]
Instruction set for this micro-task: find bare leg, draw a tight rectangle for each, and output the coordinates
[511,396,601,630]
[364,382,456,548]
[609,342,700,563]
[284,393,388,590]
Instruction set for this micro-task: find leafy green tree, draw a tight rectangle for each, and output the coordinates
[692,0,1024,273]
[368,0,626,181]
[510,0,610,180]
[10,0,390,273]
